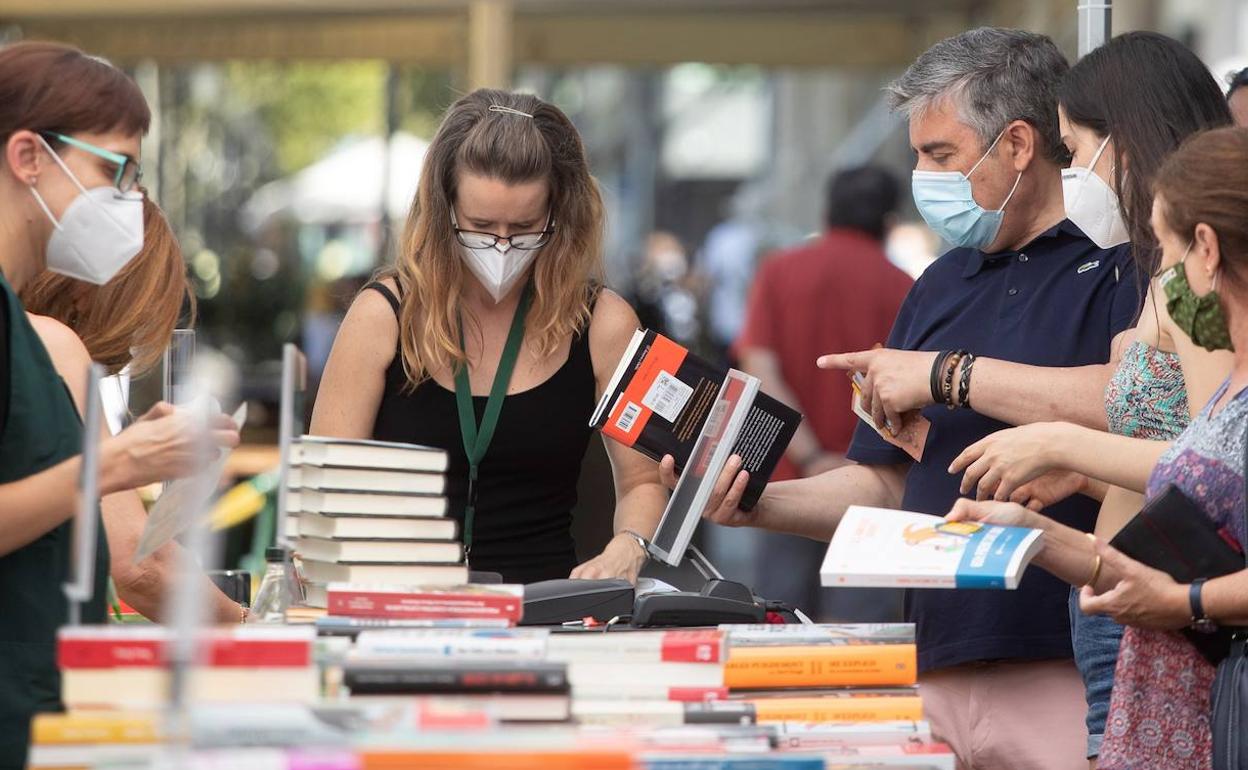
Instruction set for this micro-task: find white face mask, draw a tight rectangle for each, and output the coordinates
[1062,134,1129,249]
[458,241,538,304]
[29,136,144,285]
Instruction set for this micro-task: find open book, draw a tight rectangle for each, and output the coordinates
[820,506,1044,590]
[590,329,801,510]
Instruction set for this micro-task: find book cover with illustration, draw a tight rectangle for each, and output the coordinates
[590,329,801,509]
[820,506,1044,590]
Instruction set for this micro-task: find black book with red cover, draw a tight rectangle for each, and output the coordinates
[590,329,801,510]
[343,660,569,695]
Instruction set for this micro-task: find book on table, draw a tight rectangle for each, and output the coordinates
[295,511,459,541]
[326,583,523,623]
[289,464,448,496]
[293,536,463,564]
[589,329,801,510]
[299,560,469,587]
[289,489,449,518]
[294,435,449,472]
[820,506,1044,590]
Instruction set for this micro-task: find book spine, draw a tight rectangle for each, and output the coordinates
[353,636,546,660]
[724,645,916,689]
[642,758,823,770]
[58,638,312,669]
[328,591,522,622]
[548,631,724,663]
[569,685,729,702]
[31,714,159,745]
[748,696,925,724]
[344,666,568,694]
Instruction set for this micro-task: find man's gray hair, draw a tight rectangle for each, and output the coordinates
[887,27,1070,164]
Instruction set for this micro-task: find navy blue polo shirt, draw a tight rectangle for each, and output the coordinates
[846,219,1139,673]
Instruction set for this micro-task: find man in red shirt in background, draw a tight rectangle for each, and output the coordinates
[736,165,913,619]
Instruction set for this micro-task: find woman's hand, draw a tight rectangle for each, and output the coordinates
[1079,538,1190,630]
[103,402,241,493]
[658,454,755,527]
[570,532,648,583]
[945,498,1038,528]
[1010,470,1089,511]
[949,422,1071,501]
[817,349,938,434]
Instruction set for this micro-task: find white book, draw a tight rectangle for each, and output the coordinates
[295,435,449,472]
[821,506,1044,590]
[295,511,458,541]
[293,537,463,564]
[289,464,446,496]
[292,490,448,518]
[300,559,469,587]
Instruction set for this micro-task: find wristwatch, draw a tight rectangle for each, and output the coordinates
[620,529,650,559]
[1189,578,1218,633]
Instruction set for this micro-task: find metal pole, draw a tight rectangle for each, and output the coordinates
[1078,0,1113,58]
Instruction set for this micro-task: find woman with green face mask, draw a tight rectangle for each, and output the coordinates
[949,127,1248,769]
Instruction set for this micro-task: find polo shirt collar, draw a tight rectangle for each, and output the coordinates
[961,218,1085,278]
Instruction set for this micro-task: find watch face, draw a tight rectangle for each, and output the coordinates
[1192,618,1219,634]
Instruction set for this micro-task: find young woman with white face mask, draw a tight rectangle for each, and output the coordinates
[0,42,239,768]
[313,90,666,585]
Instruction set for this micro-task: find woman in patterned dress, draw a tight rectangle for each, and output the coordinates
[949,127,1248,769]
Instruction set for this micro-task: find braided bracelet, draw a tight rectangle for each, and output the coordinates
[958,353,977,409]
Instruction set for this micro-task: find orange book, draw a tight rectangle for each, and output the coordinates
[361,750,635,770]
[724,644,916,689]
[31,712,159,745]
[749,695,925,723]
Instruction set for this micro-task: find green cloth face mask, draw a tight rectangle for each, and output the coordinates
[1160,242,1234,352]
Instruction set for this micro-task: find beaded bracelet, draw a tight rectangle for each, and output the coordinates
[942,351,965,408]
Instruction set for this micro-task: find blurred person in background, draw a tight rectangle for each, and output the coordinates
[0,41,238,769]
[1228,67,1248,126]
[631,230,700,346]
[697,184,764,365]
[312,90,666,585]
[22,196,243,625]
[733,165,911,620]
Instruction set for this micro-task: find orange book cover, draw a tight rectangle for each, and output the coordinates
[749,695,924,723]
[724,644,916,689]
[361,751,635,770]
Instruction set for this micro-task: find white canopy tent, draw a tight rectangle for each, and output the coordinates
[241,132,428,233]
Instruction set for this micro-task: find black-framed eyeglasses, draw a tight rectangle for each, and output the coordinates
[41,131,143,193]
[452,211,555,251]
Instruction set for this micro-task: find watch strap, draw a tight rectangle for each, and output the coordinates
[1190,577,1209,622]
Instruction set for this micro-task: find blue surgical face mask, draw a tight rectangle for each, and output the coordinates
[911,128,1023,251]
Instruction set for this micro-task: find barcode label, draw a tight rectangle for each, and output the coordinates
[616,402,643,433]
[642,370,694,424]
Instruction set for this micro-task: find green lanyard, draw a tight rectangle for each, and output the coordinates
[454,285,533,556]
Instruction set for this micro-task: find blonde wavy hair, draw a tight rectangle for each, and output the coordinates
[21,195,194,376]
[389,88,605,388]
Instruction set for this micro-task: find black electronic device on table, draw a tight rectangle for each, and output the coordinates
[521,370,799,628]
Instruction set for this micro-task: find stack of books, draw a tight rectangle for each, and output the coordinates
[27,711,161,769]
[341,628,571,722]
[56,626,320,711]
[718,624,923,724]
[287,436,467,604]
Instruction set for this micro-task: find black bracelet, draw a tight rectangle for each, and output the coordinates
[929,350,952,405]
[958,353,977,410]
[942,351,965,408]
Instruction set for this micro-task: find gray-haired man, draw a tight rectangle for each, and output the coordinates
[677,28,1141,769]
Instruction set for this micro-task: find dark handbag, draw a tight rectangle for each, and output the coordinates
[1109,483,1243,664]
[1210,434,1248,770]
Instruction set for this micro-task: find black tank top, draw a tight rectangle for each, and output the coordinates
[367,282,598,584]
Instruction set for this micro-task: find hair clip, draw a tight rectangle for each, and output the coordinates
[488,105,534,119]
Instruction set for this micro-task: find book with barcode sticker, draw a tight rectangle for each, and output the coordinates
[589,329,801,509]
